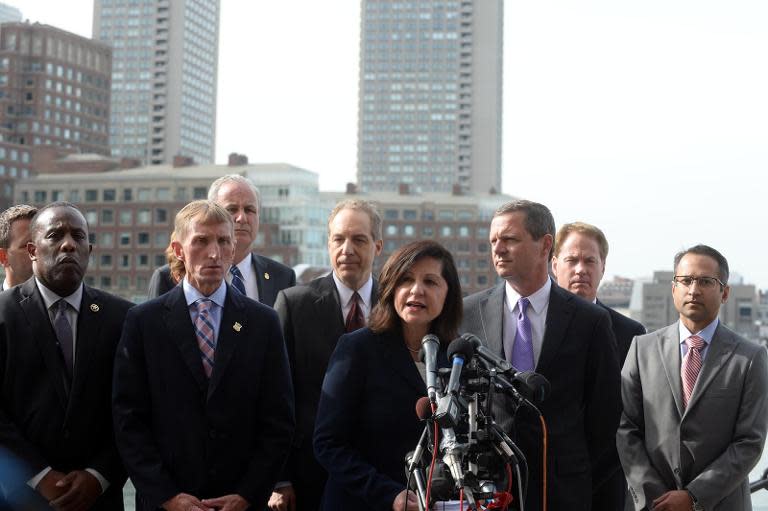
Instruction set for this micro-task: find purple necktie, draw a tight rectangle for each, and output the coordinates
[510,297,534,371]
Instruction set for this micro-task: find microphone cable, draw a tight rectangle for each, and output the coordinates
[425,402,439,510]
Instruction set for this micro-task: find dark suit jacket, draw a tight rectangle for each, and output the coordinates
[146,253,296,306]
[0,278,132,510]
[273,274,377,511]
[313,328,443,511]
[461,281,621,511]
[112,284,295,511]
[591,301,646,511]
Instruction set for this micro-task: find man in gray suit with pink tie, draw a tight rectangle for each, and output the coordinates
[617,244,768,511]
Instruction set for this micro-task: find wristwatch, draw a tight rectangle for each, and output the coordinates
[687,489,704,511]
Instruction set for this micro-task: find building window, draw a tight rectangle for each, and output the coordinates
[137,209,151,224]
[51,190,64,201]
[85,210,98,225]
[101,209,114,224]
[100,276,112,288]
[69,190,80,202]
[403,209,418,220]
[100,254,112,267]
[120,232,131,246]
[100,232,113,247]
[103,189,116,201]
[193,187,207,199]
[136,254,149,267]
[386,225,398,236]
[404,225,415,236]
[154,254,166,267]
[440,226,452,237]
[118,276,129,290]
[477,275,488,286]
[120,254,130,269]
[458,225,470,238]
[137,232,150,245]
[155,231,169,247]
[385,209,399,220]
[123,188,133,201]
[85,189,98,202]
[423,226,434,237]
[137,188,151,201]
[33,190,47,203]
[155,208,168,223]
[119,210,132,225]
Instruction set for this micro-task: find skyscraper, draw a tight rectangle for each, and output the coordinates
[93,0,220,165]
[357,0,503,195]
[0,22,112,208]
[0,3,22,24]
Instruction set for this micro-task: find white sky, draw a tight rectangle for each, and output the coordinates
[11,1,768,290]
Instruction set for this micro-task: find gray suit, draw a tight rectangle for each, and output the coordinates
[617,322,768,510]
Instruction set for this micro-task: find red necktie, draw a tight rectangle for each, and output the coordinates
[681,335,705,408]
[345,292,365,333]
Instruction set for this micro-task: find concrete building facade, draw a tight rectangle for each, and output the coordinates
[0,21,112,208]
[93,0,220,165]
[357,0,503,195]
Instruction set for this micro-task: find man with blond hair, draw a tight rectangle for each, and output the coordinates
[114,200,294,511]
[269,199,383,511]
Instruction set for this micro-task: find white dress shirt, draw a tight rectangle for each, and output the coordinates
[502,278,551,367]
[333,272,374,322]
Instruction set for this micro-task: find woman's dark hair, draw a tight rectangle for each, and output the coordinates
[369,240,462,343]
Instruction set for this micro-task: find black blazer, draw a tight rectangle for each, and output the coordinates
[146,253,296,306]
[461,282,621,511]
[313,328,445,511]
[273,273,377,511]
[112,284,295,511]
[597,300,646,367]
[0,278,132,510]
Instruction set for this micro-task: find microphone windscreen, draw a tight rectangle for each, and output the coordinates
[415,396,433,420]
[447,337,475,361]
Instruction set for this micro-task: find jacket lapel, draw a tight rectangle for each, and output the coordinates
[163,286,208,392]
[685,323,736,413]
[381,331,427,395]
[479,284,505,358]
[18,280,69,406]
[658,323,684,418]
[250,253,270,304]
[208,285,245,399]
[538,283,574,372]
[317,273,345,328]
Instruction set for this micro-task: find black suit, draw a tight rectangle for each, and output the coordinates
[313,328,444,511]
[273,274,377,511]
[591,301,645,511]
[461,282,621,511]
[147,253,296,306]
[113,284,295,511]
[0,279,132,510]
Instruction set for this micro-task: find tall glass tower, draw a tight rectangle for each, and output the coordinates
[357,0,503,195]
[93,0,220,165]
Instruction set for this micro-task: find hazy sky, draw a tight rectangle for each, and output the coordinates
[12,1,768,290]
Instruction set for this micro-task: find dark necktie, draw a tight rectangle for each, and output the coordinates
[193,299,216,378]
[53,299,74,379]
[510,297,534,371]
[682,335,705,408]
[229,265,246,295]
[345,292,365,333]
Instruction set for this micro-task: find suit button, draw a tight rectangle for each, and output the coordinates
[674,467,680,474]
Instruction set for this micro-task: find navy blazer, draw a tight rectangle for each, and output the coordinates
[146,253,296,306]
[113,284,295,511]
[313,328,446,511]
[461,282,621,511]
[0,279,132,510]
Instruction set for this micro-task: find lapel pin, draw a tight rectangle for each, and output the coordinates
[264,272,270,280]
[90,303,100,312]
[233,322,242,332]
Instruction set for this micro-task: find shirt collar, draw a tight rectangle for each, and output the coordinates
[332,272,374,308]
[679,317,719,346]
[234,253,253,279]
[182,278,227,308]
[504,278,551,314]
[35,277,83,313]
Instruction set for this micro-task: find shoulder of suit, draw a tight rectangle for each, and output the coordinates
[463,284,499,306]
[84,285,134,314]
[602,303,646,332]
[252,253,294,275]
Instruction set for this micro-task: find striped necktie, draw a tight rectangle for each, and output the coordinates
[229,265,246,295]
[193,299,216,378]
[682,334,705,408]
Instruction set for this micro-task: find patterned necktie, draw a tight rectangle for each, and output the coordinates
[510,297,535,371]
[53,299,74,379]
[229,265,246,296]
[682,334,705,408]
[345,292,365,333]
[193,299,216,378]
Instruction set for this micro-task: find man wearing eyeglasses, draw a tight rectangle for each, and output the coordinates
[617,244,768,511]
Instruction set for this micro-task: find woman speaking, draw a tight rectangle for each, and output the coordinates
[314,240,462,511]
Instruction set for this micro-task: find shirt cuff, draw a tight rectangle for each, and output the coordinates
[85,468,109,493]
[27,466,52,490]
[274,481,292,490]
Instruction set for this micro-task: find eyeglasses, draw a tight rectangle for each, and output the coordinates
[672,275,725,290]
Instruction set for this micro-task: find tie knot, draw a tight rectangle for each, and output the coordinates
[517,297,530,314]
[195,298,212,313]
[686,335,705,351]
[55,299,69,314]
[350,291,361,306]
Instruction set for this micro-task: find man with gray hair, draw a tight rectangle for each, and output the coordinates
[147,174,295,305]
[461,199,621,511]
[0,204,37,290]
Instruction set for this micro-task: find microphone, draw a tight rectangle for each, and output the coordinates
[461,333,515,375]
[409,397,433,472]
[420,334,441,403]
[445,337,475,396]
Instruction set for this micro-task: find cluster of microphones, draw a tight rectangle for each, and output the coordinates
[405,333,551,511]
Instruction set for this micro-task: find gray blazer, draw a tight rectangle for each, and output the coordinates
[617,322,768,511]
